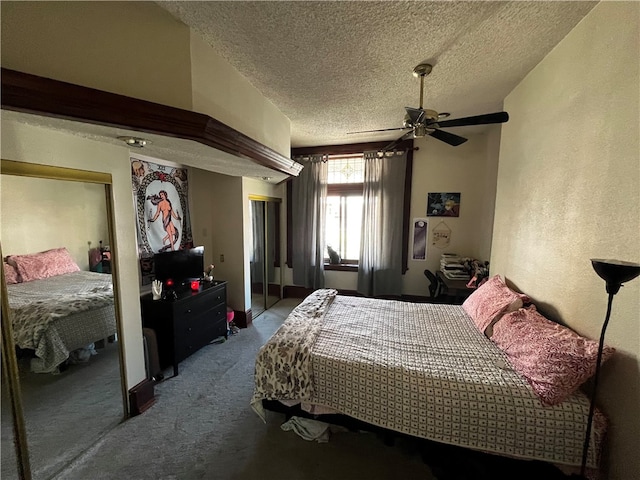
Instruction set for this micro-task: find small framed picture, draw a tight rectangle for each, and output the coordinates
[427,192,461,217]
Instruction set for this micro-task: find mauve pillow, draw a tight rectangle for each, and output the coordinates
[492,306,615,405]
[462,275,524,336]
[7,248,80,282]
[3,262,21,284]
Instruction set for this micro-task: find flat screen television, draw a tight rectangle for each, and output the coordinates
[153,246,204,285]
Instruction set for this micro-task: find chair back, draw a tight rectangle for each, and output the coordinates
[424,269,439,298]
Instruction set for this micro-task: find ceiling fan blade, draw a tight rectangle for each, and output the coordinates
[405,107,425,125]
[347,126,407,135]
[382,130,415,152]
[429,111,509,128]
[428,128,468,146]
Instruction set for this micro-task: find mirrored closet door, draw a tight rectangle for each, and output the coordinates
[249,196,282,318]
[0,160,127,480]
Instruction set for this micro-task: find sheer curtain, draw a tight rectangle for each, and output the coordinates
[291,154,328,289]
[357,150,407,296]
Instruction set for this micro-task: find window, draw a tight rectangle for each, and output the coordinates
[287,140,414,273]
[325,154,364,264]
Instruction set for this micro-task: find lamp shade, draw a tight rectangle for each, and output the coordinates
[591,259,640,294]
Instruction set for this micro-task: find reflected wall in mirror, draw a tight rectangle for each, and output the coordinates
[249,197,282,318]
[1,162,126,480]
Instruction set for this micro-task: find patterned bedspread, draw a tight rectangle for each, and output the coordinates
[8,271,116,373]
[252,289,605,471]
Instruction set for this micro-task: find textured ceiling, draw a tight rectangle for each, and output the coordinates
[157,0,598,148]
[3,2,598,181]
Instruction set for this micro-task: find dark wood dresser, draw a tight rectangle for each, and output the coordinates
[141,280,227,376]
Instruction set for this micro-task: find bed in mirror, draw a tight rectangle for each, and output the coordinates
[0,160,127,480]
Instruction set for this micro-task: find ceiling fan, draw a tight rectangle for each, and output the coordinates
[348,63,509,151]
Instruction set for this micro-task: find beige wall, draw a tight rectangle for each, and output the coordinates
[1,176,109,271]
[1,1,193,110]
[492,3,639,479]
[1,118,146,390]
[402,133,498,296]
[1,2,291,158]
[291,133,498,295]
[190,169,245,312]
[190,33,291,157]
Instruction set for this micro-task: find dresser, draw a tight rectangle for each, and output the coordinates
[141,280,228,376]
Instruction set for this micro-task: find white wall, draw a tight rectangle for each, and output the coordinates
[1,118,146,390]
[1,176,109,271]
[492,3,639,479]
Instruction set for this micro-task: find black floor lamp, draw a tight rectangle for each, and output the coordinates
[575,259,640,479]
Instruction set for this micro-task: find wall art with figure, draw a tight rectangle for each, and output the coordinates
[131,157,194,285]
[427,192,461,217]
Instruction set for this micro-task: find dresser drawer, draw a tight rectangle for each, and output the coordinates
[174,285,226,317]
[174,303,227,362]
[140,280,228,375]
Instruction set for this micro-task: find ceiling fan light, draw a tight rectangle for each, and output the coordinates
[117,136,148,148]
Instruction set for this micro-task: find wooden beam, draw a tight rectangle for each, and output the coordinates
[1,68,301,177]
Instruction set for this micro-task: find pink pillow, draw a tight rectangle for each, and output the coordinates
[462,275,524,335]
[3,262,21,284]
[492,306,615,405]
[7,248,80,282]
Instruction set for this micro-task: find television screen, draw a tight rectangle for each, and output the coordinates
[153,246,204,285]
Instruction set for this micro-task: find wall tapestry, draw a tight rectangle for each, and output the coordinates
[427,192,461,217]
[431,221,452,249]
[412,218,428,261]
[131,157,193,285]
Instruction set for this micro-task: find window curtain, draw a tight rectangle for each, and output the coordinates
[357,150,407,297]
[291,155,328,289]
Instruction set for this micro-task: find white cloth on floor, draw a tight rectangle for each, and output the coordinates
[280,416,330,443]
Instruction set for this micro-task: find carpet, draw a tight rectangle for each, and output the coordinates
[1,340,123,480]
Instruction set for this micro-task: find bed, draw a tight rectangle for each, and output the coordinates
[251,281,610,477]
[4,248,116,374]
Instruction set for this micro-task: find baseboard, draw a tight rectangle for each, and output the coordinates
[128,379,156,416]
[234,309,252,329]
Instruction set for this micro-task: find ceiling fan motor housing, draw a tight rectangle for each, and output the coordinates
[404,109,440,134]
[348,63,509,149]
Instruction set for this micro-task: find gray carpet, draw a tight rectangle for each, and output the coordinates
[49,299,435,480]
[1,340,123,480]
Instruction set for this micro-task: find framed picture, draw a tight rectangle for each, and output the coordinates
[427,192,461,217]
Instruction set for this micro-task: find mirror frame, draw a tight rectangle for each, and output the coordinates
[0,159,129,480]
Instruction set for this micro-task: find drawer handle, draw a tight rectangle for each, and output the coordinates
[186,309,192,314]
